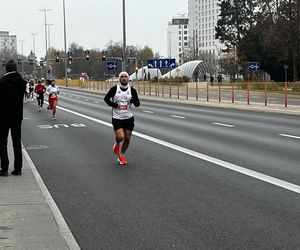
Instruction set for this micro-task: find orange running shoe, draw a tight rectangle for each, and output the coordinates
[113,143,120,155]
[118,155,127,165]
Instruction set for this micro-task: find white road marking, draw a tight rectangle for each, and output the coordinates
[171,115,186,119]
[23,148,80,249]
[55,105,300,194]
[95,101,100,104]
[213,122,235,128]
[279,134,300,140]
[84,99,89,102]
[143,110,154,114]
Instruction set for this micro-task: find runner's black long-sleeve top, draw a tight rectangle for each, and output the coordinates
[104,85,140,108]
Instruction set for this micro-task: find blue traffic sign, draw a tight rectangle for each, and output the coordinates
[247,62,260,71]
[106,61,118,71]
[148,58,176,69]
[283,64,289,70]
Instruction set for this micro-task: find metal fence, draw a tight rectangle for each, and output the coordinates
[56,79,300,107]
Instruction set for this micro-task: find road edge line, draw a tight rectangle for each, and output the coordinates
[23,148,81,250]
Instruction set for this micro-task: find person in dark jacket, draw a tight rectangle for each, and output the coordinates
[0,60,26,176]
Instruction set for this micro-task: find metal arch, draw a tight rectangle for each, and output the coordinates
[162,60,209,81]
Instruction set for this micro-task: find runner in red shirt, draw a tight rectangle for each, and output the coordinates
[34,80,47,112]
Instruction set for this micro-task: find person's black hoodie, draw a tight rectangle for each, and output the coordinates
[0,71,26,122]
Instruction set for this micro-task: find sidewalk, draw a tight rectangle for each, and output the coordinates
[0,136,80,249]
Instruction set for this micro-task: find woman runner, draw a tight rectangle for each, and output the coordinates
[46,80,59,120]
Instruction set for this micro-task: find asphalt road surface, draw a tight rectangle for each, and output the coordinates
[22,88,300,250]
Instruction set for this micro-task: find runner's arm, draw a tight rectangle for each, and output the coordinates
[130,88,140,107]
[104,86,118,108]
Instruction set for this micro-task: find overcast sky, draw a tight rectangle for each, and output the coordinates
[1,0,187,59]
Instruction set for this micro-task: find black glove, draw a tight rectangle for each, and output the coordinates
[112,102,118,108]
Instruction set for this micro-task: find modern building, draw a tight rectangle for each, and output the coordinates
[0,31,17,59]
[167,14,189,65]
[188,0,222,65]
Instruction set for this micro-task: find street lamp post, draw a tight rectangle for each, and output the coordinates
[122,0,127,72]
[39,8,51,79]
[47,24,53,79]
[18,39,25,78]
[31,33,37,82]
[62,0,68,86]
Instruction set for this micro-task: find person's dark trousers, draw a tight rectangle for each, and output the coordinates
[37,94,44,107]
[0,121,22,172]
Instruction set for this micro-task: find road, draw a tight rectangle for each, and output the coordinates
[22,88,300,249]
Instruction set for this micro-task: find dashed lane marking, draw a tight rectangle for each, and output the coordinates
[143,110,154,114]
[279,134,300,140]
[171,115,186,119]
[213,122,235,128]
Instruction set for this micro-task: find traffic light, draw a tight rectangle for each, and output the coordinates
[67,51,72,64]
[85,50,90,61]
[17,58,22,65]
[102,50,107,61]
[55,52,59,63]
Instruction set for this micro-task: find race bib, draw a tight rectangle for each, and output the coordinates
[119,104,128,110]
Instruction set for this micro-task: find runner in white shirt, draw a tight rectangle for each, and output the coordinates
[104,71,140,165]
[46,80,59,120]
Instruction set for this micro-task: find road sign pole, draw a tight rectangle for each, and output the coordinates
[285,68,288,107]
[284,66,288,107]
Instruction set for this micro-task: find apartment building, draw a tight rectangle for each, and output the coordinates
[167,15,189,65]
[0,31,17,58]
[188,0,222,61]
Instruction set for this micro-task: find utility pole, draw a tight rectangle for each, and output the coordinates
[122,0,127,72]
[18,40,25,77]
[63,0,68,86]
[39,8,51,79]
[31,33,37,82]
[47,24,53,79]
